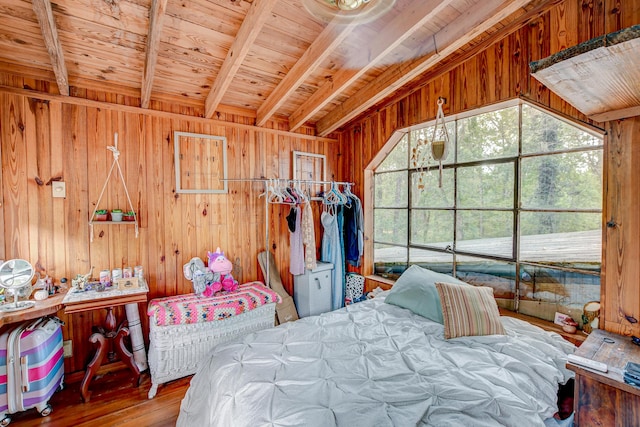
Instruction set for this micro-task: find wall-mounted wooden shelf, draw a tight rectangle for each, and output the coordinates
[89,134,139,242]
[530,25,640,122]
[89,221,138,225]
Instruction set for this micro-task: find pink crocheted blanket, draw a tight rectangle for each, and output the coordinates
[147,281,281,327]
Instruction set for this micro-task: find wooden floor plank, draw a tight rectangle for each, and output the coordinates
[8,368,190,426]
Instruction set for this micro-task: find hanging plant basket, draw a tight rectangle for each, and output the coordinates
[430,97,450,188]
[411,97,451,190]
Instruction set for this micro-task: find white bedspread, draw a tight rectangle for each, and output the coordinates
[177,297,575,427]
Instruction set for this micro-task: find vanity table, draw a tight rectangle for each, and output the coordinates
[0,292,65,330]
[63,280,148,402]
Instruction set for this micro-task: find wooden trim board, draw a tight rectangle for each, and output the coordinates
[0,85,338,144]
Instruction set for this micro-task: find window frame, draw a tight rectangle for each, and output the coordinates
[372,99,604,288]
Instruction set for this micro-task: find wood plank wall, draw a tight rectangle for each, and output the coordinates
[603,117,640,337]
[340,0,640,338]
[0,77,344,374]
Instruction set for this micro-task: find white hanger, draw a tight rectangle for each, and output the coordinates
[282,184,298,205]
[343,183,355,207]
[336,183,349,205]
[267,179,283,204]
[323,182,346,205]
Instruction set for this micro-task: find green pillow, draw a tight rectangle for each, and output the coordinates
[384,265,469,324]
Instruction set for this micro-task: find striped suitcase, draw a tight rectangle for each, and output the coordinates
[0,317,64,426]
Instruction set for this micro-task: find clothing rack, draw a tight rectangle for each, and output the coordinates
[220,178,355,289]
[221,178,354,186]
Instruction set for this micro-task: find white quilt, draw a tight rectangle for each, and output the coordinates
[177,296,575,427]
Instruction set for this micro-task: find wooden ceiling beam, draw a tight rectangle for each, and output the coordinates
[204,0,279,119]
[316,0,535,136]
[141,0,168,109]
[288,0,455,132]
[255,14,362,127]
[32,0,69,96]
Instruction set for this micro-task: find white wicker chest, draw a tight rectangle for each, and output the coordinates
[146,282,279,398]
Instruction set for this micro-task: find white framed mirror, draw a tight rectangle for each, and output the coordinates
[0,259,36,312]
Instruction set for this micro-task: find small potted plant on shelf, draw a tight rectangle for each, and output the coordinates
[123,210,136,221]
[94,209,108,221]
[110,209,123,222]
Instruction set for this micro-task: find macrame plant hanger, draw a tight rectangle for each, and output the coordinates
[89,132,139,242]
[411,97,450,190]
[411,136,429,190]
[431,97,450,188]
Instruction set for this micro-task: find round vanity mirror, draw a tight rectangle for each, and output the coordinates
[0,259,36,312]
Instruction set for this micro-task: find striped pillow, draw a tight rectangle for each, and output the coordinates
[435,282,506,339]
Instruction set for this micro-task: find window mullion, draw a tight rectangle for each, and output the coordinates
[407,144,412,270]
[514,104,523,312]
[452,121,458,277]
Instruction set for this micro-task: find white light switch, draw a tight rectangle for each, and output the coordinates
[52,181,66,198]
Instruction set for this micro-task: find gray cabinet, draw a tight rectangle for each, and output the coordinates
[294,262,333,318]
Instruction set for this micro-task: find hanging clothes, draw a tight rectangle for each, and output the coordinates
[286,206,297,232]
[321,207,344,310]
[301,201,317,270]
[356,196,364,261]
[336,205,346,307]
[289,207,305,276]
[344,194,364,267]
[343,196,358,267]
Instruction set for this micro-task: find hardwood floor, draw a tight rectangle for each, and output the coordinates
[8,368,190,426]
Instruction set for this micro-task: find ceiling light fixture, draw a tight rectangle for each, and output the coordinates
[303,0,395,24]
[328,0,371,11]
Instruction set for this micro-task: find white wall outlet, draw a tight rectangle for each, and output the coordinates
[52,181,66,198]
[63,340,73,358]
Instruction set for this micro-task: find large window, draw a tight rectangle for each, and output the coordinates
[373,101,603,323]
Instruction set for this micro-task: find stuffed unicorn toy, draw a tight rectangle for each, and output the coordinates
[204,248,238,296]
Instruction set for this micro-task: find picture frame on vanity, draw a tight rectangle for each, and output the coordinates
[114,277,140,290]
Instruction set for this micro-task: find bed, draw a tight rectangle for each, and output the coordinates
[177,267,576,427]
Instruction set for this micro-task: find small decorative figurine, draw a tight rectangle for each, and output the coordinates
[71,267,94,292]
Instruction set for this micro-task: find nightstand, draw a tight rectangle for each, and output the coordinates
[567,329,640,426]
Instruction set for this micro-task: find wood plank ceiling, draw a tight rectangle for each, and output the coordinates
[0,0,542,136]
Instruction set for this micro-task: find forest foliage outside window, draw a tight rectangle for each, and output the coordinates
[373,101,603,324]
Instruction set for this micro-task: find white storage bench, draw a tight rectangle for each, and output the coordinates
[146,281,280,398]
